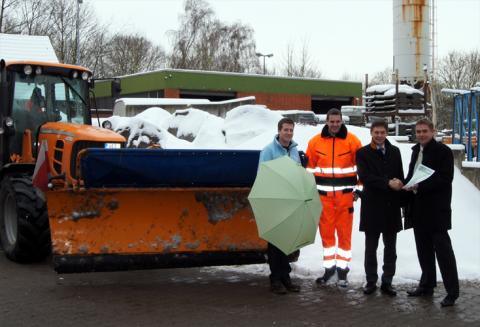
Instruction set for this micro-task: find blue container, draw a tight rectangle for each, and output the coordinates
[80,149,260,188]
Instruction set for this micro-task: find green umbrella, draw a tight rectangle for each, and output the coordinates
[248,156,322,255]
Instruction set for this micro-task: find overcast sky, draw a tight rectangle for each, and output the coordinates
[89,0,480,80]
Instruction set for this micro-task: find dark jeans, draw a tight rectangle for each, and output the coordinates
[413,228,459,298]
[364,231,397,284]
[267,243,291,283]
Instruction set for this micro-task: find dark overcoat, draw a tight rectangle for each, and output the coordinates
[405,138,453,231]
[356,139,404,233]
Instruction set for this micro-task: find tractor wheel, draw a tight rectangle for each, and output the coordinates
[0,174,51,262]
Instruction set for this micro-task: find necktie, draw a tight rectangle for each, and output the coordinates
[414,147,423,172]
[377,146,385,156]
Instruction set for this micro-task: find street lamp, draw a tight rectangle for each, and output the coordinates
[75,0,83,65]
[256,52,273,75]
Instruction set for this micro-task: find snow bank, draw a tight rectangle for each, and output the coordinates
[166,108,216,141]
[135,107,171,129]
[223,105,283,147]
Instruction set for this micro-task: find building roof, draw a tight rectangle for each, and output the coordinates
[115,96,255,106]
[94,69,362,98]
[0,33,58,63]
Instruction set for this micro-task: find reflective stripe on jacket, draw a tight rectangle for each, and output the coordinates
[306,124,362,193]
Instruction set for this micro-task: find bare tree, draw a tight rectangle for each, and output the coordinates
[215,22,258,72]
[368,67,393,85]
[46,0,84,64]
[105,33,166,76]
[432,50,480,129]
[168,0,213,69]
[168,0,259,73]
[437,50,480,89]
[0,0,19,32]
[16,0,51,35]
[280,40,322,78]
[80,28,111,77]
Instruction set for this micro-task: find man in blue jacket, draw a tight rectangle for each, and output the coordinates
[259,117,301,294]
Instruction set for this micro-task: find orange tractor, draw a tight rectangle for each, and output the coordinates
[0,60,266,273]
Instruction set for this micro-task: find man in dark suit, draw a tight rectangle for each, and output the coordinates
[356,120,404,296]
[404,118,459,307]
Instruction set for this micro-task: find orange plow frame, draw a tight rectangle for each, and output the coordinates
[47,187,267,273]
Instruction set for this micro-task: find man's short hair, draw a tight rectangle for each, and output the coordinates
[278,117,295,131]
[370,119,388,131]
[415,118,434,130]
[326,108,342,120]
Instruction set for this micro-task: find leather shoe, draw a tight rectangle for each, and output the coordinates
[380,284,397,296]
[407,287,434,297]
[363,282,377,295]
[440,295,457,307]
[270,281,287,295]
[282,278,301,292]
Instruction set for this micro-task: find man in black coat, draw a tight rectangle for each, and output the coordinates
[356,120,404,296]
[404,118,459,307]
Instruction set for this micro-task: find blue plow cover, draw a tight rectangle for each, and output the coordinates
[80,148,261,188]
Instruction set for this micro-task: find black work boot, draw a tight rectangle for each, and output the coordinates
[380,283,397,296]
[282,276,300,292]
[270,280,287,295]
[316,266,336,285]
[336,267,350,288]
[363,282,377,295]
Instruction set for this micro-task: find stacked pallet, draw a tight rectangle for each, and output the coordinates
[364,84,425,114]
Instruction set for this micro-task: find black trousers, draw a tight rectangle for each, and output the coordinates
[364,231,397,284]
[267,243,291,283]
[413,228,459,298]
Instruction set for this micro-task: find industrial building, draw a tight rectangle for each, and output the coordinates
[93,69,362,115]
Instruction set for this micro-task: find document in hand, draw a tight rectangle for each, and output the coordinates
[403,164,435,189]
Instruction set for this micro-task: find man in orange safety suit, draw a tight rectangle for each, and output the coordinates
[306,108,362,287]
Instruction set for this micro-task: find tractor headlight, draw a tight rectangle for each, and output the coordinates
[102,120,113,130]
[72,70,79,79]
[81,71,89,80]
[35,66,42,75]
[104,143,121,149]
[24,65,33,75]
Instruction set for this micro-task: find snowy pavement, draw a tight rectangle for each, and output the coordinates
[1,252,479,326]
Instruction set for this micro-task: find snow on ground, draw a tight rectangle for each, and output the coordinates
[104,105,480,284]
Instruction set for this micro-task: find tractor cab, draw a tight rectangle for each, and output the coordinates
[1,60,92,166]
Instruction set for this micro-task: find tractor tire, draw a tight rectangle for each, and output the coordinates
[0,174,51,262]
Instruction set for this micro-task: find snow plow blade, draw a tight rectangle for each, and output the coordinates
[47,149,267,273]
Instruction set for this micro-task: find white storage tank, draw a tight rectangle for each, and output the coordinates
[393,0,432,86]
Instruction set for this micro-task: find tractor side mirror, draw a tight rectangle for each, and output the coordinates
[111,78,121,100]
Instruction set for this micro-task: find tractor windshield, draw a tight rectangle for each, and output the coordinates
[9,72,89,156]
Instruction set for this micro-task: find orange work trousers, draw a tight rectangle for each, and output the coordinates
[319,191,354,269]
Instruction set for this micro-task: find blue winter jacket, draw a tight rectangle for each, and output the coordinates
[259,135,301,164]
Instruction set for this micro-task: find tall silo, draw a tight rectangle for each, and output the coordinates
[393,0,432,87]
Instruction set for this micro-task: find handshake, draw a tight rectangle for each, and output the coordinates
[388,178,403,191]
